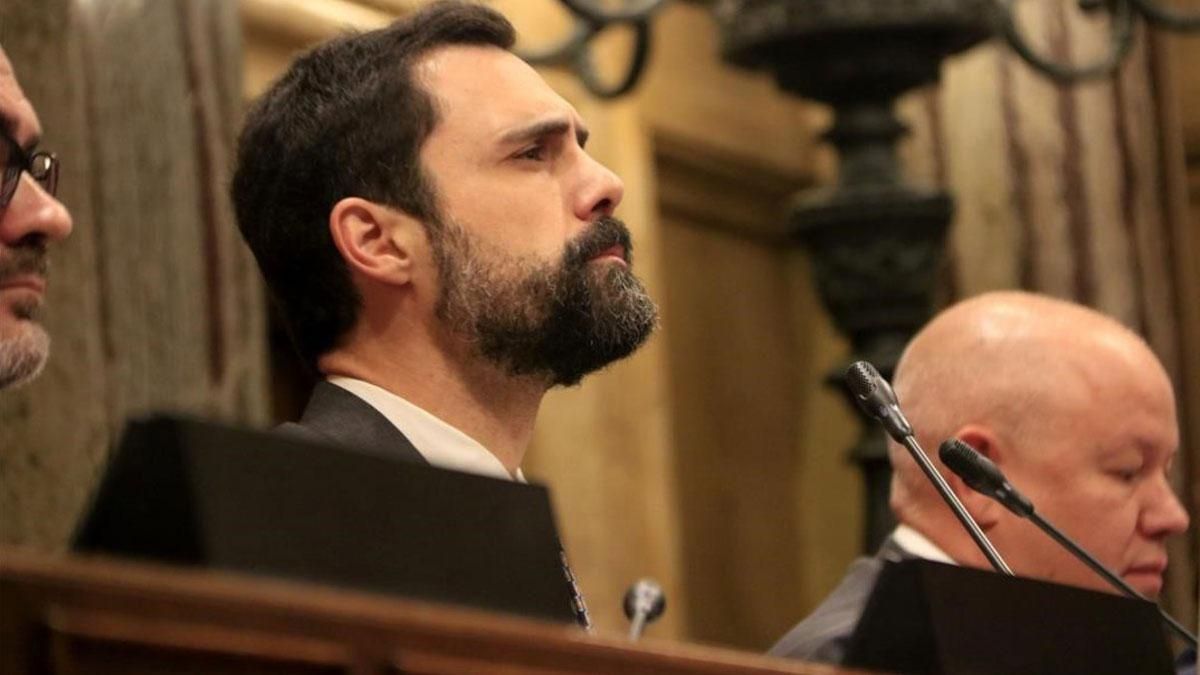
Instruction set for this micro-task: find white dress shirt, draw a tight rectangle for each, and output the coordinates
[328,376,525,482]
[892,524,957,564]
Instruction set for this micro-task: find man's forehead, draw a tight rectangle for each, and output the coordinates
[417,44,581,139]
[0,47,42,145]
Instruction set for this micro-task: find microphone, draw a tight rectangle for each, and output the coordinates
[846,361,1012,575]
[623,578,666,641]
[938,438,1033,518]
[846,361,912,441]
[939,438,1198,648]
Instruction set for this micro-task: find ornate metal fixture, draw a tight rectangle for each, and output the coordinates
[515,0,668,98]
[716,0,995,550]
[1000,0,1200,82]
[523,0,1200,99]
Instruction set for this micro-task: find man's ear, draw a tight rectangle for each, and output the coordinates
[945,425,1005,528]
[328,197,420,286]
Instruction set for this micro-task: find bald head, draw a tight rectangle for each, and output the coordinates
[891,291,1164,478]
[888,291,1188,596]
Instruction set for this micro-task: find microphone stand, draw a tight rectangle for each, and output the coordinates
[846,361,1013,576]
[898,434,1013,576]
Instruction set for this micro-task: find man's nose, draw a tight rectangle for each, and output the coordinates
[1,173,73,245]
[573,153,624,222]
[1140,476,1191,538]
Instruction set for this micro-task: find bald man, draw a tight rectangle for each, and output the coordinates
[0,45,73,389]
[771,291,1191,664]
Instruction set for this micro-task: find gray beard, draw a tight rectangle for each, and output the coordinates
[0,322,49,390]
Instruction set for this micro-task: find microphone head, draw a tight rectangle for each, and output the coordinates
[846,361,888,415]
[939,438,1034,517]
[845,361,911,439]
[623,578,666,623]
[845,361,879,402]
[939,439,1003,494]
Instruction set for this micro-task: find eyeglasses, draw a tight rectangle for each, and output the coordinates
[1,131,59,207]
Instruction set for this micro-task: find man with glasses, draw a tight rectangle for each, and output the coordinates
[0,45,72,390]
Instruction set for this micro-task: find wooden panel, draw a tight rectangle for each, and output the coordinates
[654,129,859,649]
[636,3,816,178]
[47,607,350,675]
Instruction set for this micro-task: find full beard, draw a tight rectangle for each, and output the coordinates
[434,216,658,387]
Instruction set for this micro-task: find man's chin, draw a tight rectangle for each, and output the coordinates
[1123,572,1163,599]
[0,321,50,390]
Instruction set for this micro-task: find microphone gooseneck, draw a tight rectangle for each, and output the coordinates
[846,361,1013,576]
[623,578,666,641]
[940,438,1197,648]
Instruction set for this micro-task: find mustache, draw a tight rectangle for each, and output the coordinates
[565,216,633,266]
[0,244,48,282]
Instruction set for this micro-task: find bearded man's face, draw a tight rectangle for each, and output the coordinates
[433,215,657,386]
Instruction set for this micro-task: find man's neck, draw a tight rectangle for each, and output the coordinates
[318,334,546,474]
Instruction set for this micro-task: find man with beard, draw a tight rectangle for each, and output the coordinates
[232,6,654,502]
[0,45,73,391]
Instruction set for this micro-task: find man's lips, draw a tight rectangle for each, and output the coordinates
[588,244,627,265]
[0,275,46,295]
[1123,560,1167,594]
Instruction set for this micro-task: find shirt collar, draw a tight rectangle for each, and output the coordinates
[327,376,524,483]
[892,524,957,564]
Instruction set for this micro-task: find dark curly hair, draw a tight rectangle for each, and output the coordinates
[232,1,515,368]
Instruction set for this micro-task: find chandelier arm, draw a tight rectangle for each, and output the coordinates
[558,0,669,24]
[573,20,653,99]
[996,0,1136,82]
[516,21,594,65]
[1127,0,1200,29]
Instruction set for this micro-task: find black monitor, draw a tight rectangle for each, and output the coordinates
[845,559,1175,675]
[73,415,578,625]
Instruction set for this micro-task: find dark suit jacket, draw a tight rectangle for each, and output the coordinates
[278,381,428,465]
[768,536,911,664]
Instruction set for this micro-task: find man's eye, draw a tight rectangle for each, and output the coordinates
[515,145,546,161]
[1112,468,1141,483]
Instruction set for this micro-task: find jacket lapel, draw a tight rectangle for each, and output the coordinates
[293,381,428,465]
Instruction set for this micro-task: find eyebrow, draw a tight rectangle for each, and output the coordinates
[498,117,589,149]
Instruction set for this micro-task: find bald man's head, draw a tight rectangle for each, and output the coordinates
[889,291,1189,597]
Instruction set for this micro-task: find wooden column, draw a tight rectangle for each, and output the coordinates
[0,0,267,548]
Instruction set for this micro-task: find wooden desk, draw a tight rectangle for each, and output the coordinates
[0,547,877,675]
